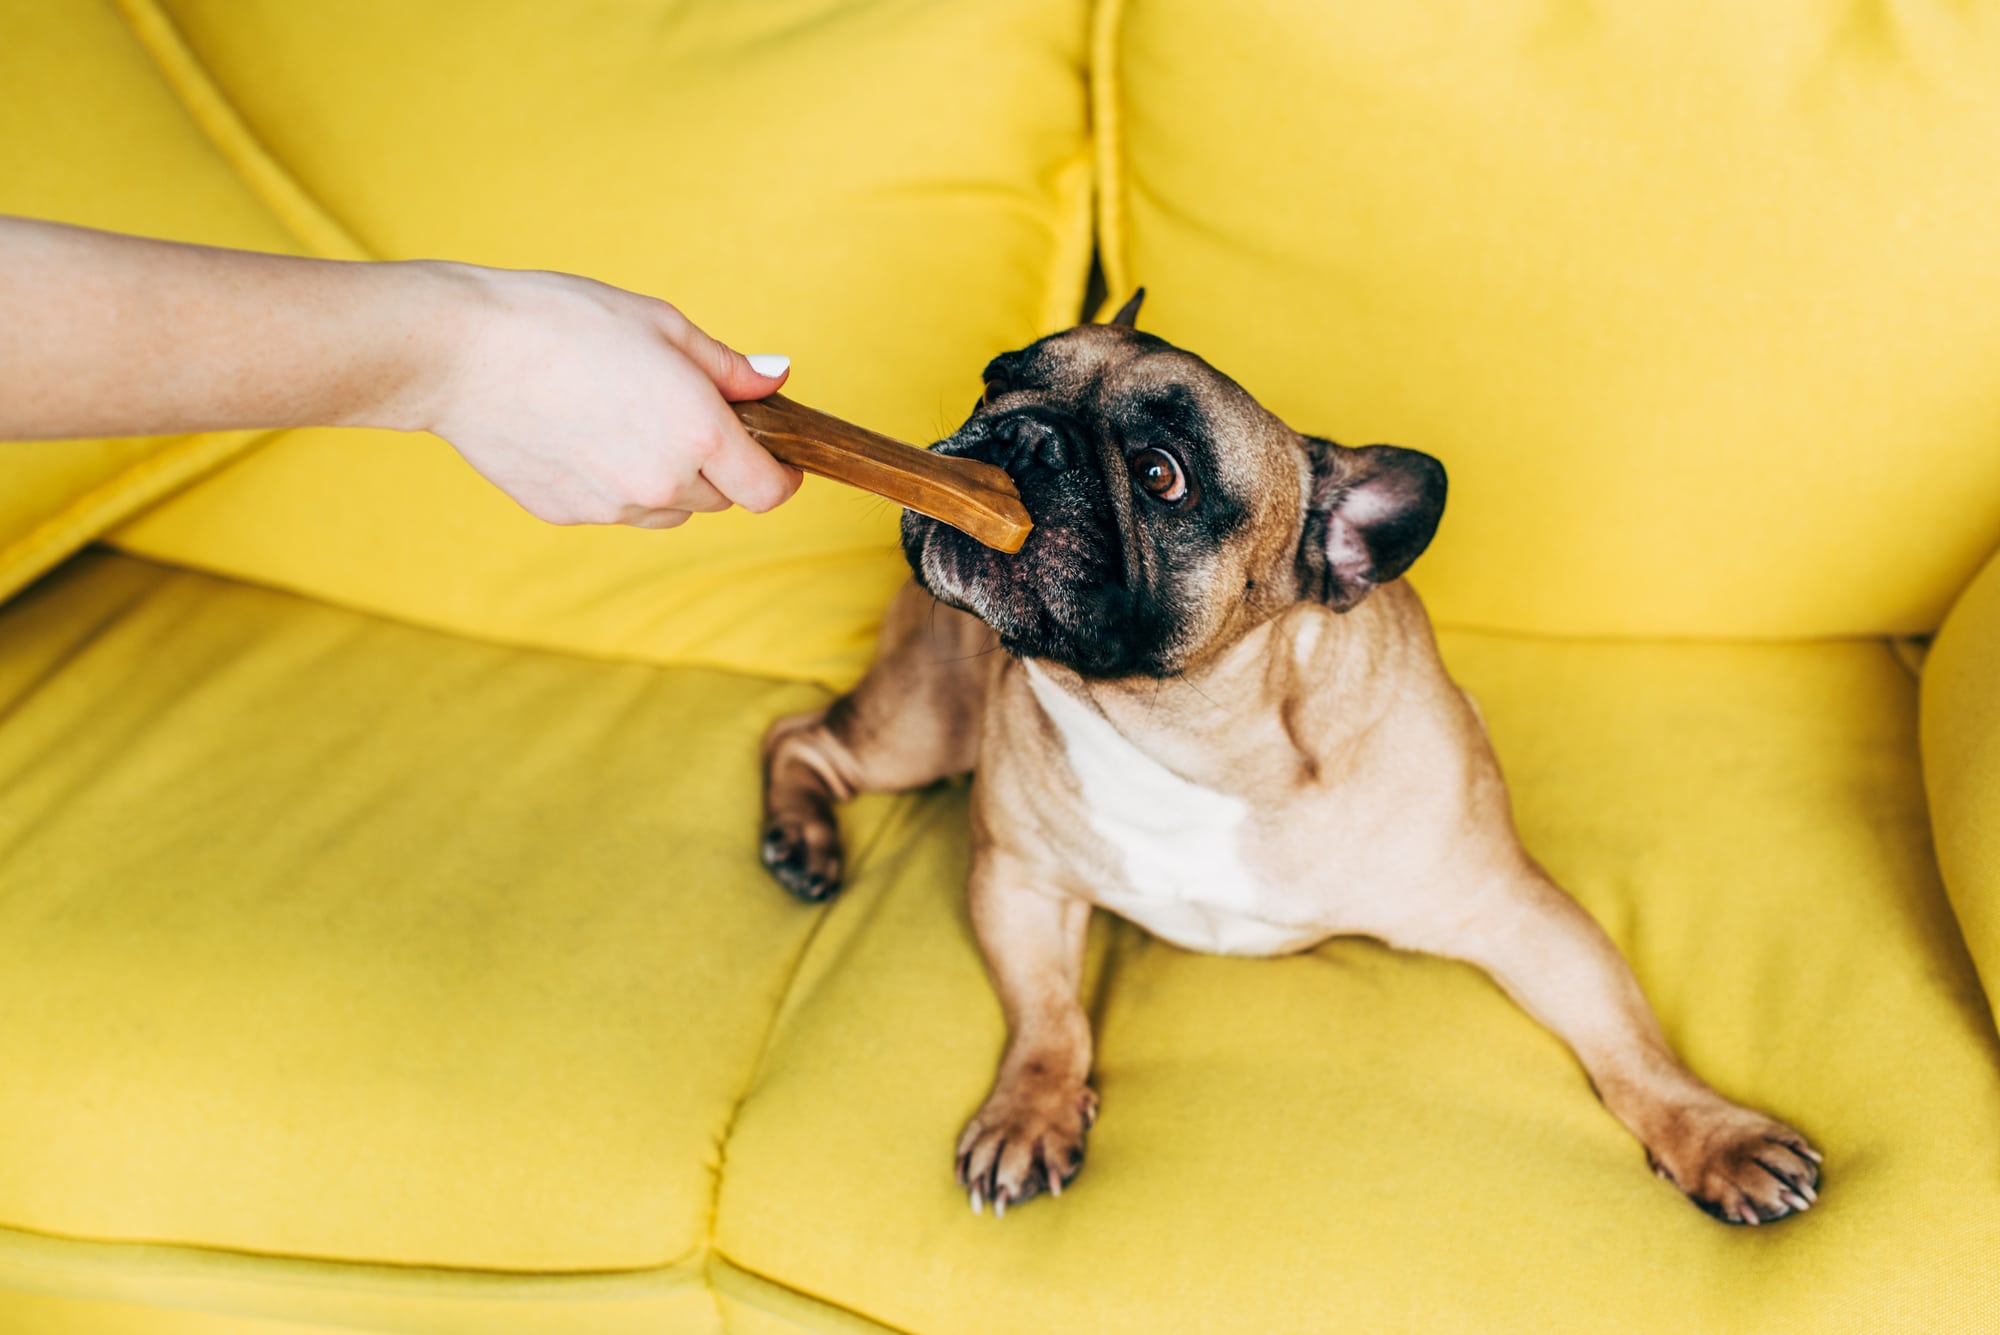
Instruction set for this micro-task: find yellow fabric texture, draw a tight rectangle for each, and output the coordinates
[1096,0,2000,639]
[0,0,357,608]
[16,562,1999,1333]
[718,626,2000,1334]
[0,1290,377,1335]
[0,1225,718,1335]
[102,0,1095,690]
[1925,546,2000,1020]
[0,553,853,1278]
[0,552,924,1334]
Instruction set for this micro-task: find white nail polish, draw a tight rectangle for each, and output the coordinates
[747,354,790,377]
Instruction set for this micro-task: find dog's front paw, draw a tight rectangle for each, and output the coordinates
[954,1079,1098,1217]
[1645,1100,1823,1226]
[759,814,844,903]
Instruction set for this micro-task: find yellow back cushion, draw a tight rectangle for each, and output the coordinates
[1099,0,2000,638]
[0,0,358,605]
[107,0,1093,687]
[1923,547,2000,1015]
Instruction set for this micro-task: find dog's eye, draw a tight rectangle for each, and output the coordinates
[980,378,1006,408]
[1130,448,1187,503]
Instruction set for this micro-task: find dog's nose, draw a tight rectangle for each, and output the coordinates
[995,413,1075,474]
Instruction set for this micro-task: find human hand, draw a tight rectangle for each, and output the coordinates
[415,264,802,528]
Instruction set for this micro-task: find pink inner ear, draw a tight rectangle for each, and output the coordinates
[1336,482,1405,528]
[1324,515,1375,587]
[1323,470,1421,588]
[1325,479,1407,586]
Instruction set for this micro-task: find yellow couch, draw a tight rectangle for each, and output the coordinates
[4,2,2000,1331]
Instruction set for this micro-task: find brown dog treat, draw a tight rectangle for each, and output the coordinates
[734,394,1032,552]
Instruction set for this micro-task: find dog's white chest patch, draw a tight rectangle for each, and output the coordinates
[1022,664,1316,956]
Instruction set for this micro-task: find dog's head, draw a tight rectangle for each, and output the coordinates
[902,293,1447,678]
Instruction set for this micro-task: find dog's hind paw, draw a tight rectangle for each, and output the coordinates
[760,816,844,903]
[955,1080,1098,1218]
[1646,1102,1822,1226]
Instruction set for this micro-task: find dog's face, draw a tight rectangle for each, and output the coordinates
[902,295,1448,678]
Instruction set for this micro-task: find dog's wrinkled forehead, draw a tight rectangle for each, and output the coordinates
[987,324,1296,496]
[987,326,1291,488]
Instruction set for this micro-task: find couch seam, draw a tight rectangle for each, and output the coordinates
[701,898,831,1330]
[0,556,167,735]
[697,787,855,1319]
[699,787,932,1331]
[1088,0,1131,306]
[0,1216,710,1308]
[107,0,373,262]
[1425,615,1956,651]
[0,429,278,609]
[1041,144,1099,335]
[707,1250,914,1335]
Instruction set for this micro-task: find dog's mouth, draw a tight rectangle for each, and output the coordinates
[901,418,1152,675]
[903,506,1116,649]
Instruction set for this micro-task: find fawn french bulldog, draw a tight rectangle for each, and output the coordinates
[759,293,1821,1225]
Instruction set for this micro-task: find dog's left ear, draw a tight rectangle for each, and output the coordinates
[1106,288,1146,328]
[1297,437,1448,612]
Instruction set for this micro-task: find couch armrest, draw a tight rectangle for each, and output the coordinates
[1922,543,2000,1015]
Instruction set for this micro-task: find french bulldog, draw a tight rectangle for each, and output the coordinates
[758,292,1822,1225]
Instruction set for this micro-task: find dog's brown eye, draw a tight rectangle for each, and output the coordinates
[980,379,1005,408]
[1131,448,1187,503]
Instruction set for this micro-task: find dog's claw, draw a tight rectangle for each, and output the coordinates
[953,1081,1094,1220]
[1649,1105,1822,1226]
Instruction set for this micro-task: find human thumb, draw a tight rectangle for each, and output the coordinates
[659,310,789,402]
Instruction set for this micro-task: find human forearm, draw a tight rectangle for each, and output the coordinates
[0,216,799,525]
[0,215,454,439]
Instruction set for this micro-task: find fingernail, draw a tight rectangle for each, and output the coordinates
[747,354,790,377]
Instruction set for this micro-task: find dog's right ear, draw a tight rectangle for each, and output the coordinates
[1106,288,1146,328]
[1296,437,1447,612]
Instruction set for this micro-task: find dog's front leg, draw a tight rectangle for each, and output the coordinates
[1409,858,1823,1224]
[954,852,1097,1217]
[761,583,994,902]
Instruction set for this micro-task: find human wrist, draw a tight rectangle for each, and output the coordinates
[351,258,494,435]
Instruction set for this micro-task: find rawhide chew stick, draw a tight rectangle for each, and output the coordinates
[734,394,1032,553]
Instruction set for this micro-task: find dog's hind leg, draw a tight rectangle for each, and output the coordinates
[759,580,999,902]
[1407,855,1824,1225]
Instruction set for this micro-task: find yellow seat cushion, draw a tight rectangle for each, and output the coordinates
[1096,0,2000,639]
[99,0,1095,689]
[0,551,882,1287]
[4,570,1996,1331]
[0,0,354,608]
[716,628,2000,1331]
